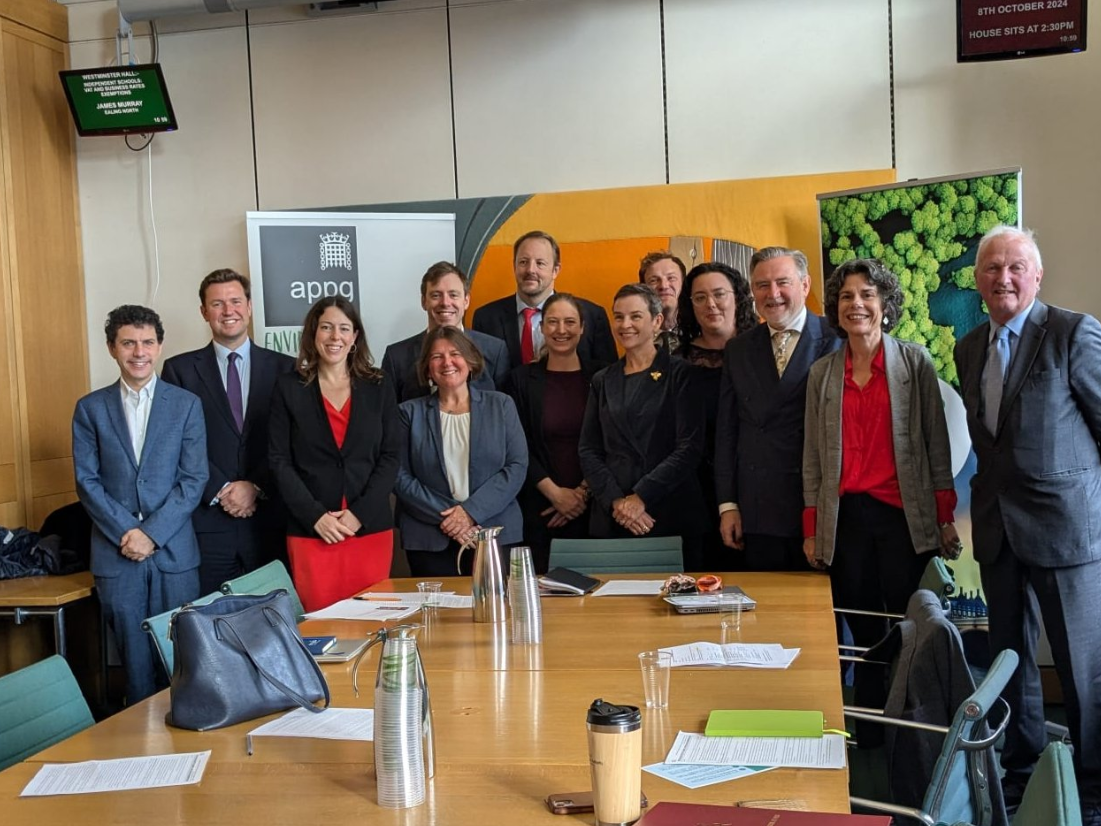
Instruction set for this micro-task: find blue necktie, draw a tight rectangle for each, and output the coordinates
[227,352,244,432]
[982,325,1010,434]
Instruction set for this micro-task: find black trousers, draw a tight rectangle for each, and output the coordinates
[743,533,809,573]
[829,494,936,715]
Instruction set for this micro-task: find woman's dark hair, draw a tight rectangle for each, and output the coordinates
[612,282,662,318]
[823,258,903,338]
[416,326,486,387]
[296,296,382,383]
[536,292,586,362]
[677,262,757,344]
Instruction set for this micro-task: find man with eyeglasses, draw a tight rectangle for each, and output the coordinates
[714,246,840,570]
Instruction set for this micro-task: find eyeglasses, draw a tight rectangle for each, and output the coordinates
[690,289,733,306]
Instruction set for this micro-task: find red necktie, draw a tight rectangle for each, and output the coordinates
[521,307,539,364]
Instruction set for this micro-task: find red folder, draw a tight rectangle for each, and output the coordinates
[636,802,892,825]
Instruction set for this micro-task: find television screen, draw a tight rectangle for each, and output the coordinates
[59,63,178,137]
[958,0,1087,62]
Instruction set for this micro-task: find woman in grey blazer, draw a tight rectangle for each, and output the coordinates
[803,259,960,703]
[394,327,528,577]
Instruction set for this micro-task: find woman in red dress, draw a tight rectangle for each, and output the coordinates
[268,296,400,612]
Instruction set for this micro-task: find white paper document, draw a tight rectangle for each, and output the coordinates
[304,599,420,622]
[431,594,473,609]
[592,580,666,596]
[665,731,846,769]
[249,707,375,742]
[659,642,800,668]
[21,751,211,797]
[642,762,775,789]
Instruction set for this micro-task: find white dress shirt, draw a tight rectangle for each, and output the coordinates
[213,338,251,419]
[120,373,157,463]
[515,294,550,357]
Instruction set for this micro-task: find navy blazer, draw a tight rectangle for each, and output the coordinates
[268,372,401,537]
[578,348,706,538]
[381,328,510,403]
[472,295,618,369]
[714,314,840,538]
[956,301,1101,567]
[72,380,208,577]
[161,342,294,531]
[394,388,528,551]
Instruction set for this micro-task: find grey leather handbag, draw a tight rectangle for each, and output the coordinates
[166,590,329,731]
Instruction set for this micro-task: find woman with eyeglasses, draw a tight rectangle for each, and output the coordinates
[673,263,759,567]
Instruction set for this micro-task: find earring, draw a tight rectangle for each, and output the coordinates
[349,344,357,354]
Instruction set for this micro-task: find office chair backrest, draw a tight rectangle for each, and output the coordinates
[548,537,684,575]
[1013,741,1080,826]
[0,654,94,771]
[220,561,305,622]
[922,648,1019,826]
[141,591,223,677]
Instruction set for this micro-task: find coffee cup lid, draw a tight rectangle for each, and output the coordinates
[587,698,641,725]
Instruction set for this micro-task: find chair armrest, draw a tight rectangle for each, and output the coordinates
[850,796,937,825]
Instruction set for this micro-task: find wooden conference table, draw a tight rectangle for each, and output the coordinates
[0,572,847,824]
[0,571,94,659]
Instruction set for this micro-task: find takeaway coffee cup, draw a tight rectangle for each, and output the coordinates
[586,698,643,826]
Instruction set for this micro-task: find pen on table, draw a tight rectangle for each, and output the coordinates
[246,734,253,756]
[355,595,400,602]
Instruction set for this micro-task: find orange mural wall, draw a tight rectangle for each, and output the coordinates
[467,169,895,323]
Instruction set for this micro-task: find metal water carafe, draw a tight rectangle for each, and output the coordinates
[352,624,435,786]
[457,525,507,623]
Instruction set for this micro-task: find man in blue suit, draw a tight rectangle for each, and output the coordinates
[73,306,208,704]
[162,269,294,593]
[382,261,510,402]
[956,226,1101,824]
[714,246,840,570]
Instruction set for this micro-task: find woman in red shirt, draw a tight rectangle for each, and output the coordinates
[803,258,960,671]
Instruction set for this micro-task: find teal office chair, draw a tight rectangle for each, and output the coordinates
[0,655,94,771]
[220,560,305,622]
[847,648,1018,826]
[939,741,1081,826]
[141,591,222,677]
[547,537,683,575]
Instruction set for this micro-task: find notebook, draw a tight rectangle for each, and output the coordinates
[705,709,825,738]
[312,638,371,663]
[301,636,337,656]
[538,567,601,596]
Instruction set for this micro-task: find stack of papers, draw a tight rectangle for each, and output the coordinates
[249,707,375,742]
[304,591,473,621]
[592,580,666,597]
[666,731,846,769]
[658,642,800,668]
[22,752,211,797]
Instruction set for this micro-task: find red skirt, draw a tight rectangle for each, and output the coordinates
[287,529,393,613]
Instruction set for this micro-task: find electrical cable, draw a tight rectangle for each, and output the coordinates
[146,140,162,303]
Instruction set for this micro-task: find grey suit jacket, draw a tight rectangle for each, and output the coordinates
[955,301,1101,567]
[714,313,840,537]
[394,387,528,551]
[803,335,953,565]
[72,380,209,577]
[381,328,509,403]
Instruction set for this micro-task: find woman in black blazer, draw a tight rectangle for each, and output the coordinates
[268,297,400,611]
[505,293,607,573]
[578,284,707,569]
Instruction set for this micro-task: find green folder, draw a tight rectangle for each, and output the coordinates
[705,709,825,738]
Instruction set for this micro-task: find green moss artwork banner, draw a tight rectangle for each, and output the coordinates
[817,168,1022,386]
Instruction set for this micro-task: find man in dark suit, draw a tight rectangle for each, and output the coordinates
[472,230,617,368]
[161,269,294,594]
[73,305,208,703]
[381,262,510,402]
[714,246,840,571]
[955,226,1101,824]
[638,250,686,351]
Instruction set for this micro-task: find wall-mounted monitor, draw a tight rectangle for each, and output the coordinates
[958,0,1087,61]
[59,63,178,137]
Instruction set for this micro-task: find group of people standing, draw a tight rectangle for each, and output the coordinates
[72,225,1100,825]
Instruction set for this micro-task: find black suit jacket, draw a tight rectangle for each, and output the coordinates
[381,328,509,403]
[578,348,706,538]
[472,294,618,369]
[161,342,295,533]
[268,372,401,538]
[504,357,608,490]
[714,314,840,538]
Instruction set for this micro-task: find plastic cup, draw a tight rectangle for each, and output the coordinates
[417,581,443,612]
[638,650,672,709]
[718,593,743,632]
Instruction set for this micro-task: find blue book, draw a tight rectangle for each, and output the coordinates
[302,636,337,656]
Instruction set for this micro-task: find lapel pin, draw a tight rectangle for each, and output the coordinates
[650,371,662,381]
